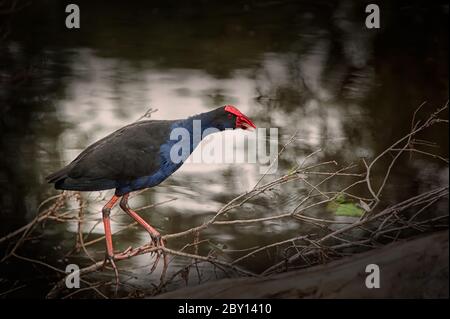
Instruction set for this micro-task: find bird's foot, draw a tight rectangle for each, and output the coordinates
[149,232,168,282]
[102,254,120,295]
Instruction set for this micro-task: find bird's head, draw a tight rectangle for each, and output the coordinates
[224,105,256,131]
[207,105,256,131]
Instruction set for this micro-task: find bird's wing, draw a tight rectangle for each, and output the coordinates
[66,120,173,183]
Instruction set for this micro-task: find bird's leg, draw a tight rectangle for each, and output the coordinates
[101,194,120,290]
[119,193,168,281]
[119,194,163,245]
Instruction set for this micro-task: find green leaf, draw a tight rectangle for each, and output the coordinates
[327,194,364,217]
[335,194,347,204]
[334,203,364,217]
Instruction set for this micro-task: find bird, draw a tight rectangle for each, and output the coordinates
[46,105,256,280]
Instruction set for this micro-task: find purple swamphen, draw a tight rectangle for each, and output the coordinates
[46,105,256,279]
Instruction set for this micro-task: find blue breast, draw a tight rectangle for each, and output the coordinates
[115,121,195,195]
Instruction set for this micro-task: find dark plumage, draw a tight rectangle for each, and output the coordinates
[46,120,172,193]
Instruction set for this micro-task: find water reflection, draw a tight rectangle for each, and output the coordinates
[0,0,448,297]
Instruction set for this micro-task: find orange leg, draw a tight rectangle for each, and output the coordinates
[101,194,120,290]
[119,193,168,281]
[102,195,120,257]
[120,194,160,238]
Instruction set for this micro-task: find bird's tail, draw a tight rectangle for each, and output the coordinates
[45,166,71,184]
[46,166,116,191]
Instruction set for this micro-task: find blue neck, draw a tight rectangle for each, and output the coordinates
[171,109,231,151]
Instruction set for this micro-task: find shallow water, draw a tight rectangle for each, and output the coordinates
[0,1,448,297]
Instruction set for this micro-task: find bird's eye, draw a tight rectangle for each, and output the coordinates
[227,114,232,119]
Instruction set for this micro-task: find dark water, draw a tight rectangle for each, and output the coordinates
[0,1,448,297]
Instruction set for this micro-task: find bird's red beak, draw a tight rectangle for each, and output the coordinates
[225,105,256,130]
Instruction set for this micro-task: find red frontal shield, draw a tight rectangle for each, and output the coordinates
[225,105,256,130]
